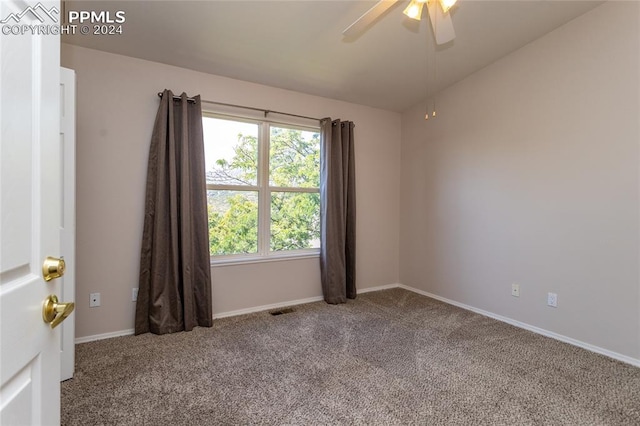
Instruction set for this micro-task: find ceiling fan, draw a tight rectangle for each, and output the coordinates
[343,0,457,45]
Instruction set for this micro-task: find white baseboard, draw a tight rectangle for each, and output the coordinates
[397,284,640,368]
[213,283,400,319]
[358,283,400,293]
[212,295,324,319]
[75,328,135,344]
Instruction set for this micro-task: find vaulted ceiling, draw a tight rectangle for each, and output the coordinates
[63,0,603,111]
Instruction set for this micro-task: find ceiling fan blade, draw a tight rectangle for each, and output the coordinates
[426,0,456,45]
[343,0,399,38]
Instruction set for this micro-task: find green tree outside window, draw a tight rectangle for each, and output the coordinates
[205,117,320,257]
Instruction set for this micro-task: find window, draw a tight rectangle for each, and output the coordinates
[203,114,320,261]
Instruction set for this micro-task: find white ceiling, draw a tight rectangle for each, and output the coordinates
[63,0,603,112]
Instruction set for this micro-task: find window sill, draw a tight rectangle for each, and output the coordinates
[210,250,320,267]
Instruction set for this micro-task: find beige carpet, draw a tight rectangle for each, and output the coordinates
[61,288,640,425]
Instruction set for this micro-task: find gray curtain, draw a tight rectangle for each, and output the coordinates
[135,90,213,335]
[319,118,356,304]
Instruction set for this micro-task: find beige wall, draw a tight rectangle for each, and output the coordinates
[61,44,401,339]
[400,2,640,359]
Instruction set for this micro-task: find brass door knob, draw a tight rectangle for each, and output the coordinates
[42,295,75,329]
[42,256,65,281]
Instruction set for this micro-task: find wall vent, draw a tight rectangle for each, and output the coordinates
[269,307,295,316]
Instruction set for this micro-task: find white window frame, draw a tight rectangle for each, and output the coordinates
[203,111,321,266]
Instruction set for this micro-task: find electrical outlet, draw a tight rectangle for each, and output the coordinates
[89,292,101,308]
[511,283,520,297]
[547,292,558,308]
[132,288,139,302]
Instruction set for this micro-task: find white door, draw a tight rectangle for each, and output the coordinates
[60,67,76,382]
[0,0,65,425]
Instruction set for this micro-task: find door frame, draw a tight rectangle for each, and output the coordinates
[60,66,76,381]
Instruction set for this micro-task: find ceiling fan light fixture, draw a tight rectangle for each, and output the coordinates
[403,0,424,20]
[438,0,457,13]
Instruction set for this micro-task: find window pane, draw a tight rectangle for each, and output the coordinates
[208,190,258,256]
[270,192,320,251]
[269,126,320,188]
[203,117,258,186]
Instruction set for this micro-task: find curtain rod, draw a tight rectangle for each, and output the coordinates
[157,92,322,122]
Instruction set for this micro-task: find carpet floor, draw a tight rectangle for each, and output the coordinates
[61,288,640,425]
